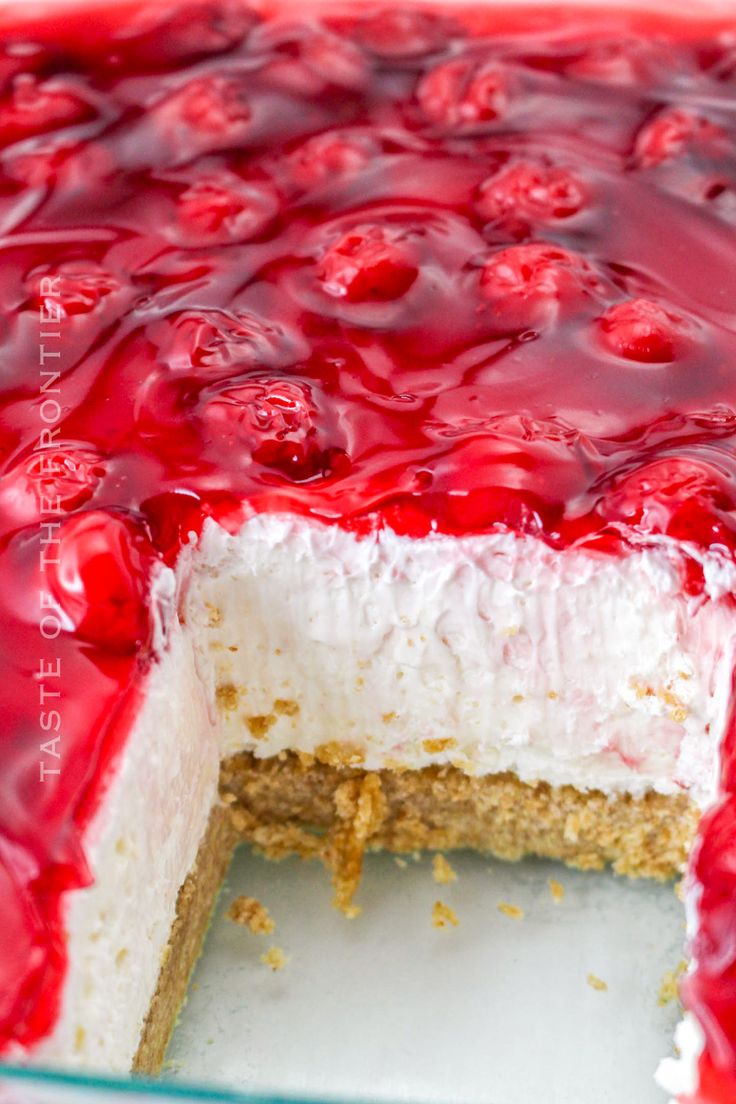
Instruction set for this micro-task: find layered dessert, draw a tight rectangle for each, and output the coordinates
[1,0,736,1099]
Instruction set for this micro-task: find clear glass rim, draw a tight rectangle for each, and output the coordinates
[0,1063,319,1104]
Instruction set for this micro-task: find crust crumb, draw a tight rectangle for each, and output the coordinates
[422,737,458,754]
[432,900,459,929]
[252,822,322,861]
[325,773,386,916]
[383,756,409,772]
[216,683,239,712]
[246,714,276,739]
[587,973,608,992]
[274,699,300,717]
[498,902,524,920]
[549,877,565,903]
[260,946,287,971]
[315,741,366,768]
[432,853,457,885]
[227,896,275,935]
[228,805,257,834]
[205,603,222,627]
[658,961,687,1007]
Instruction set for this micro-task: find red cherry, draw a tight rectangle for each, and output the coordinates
[4,144,73,188]
[0,75,94,146]
[201,375,336,481]
[476,161,585,223]
[175,175,278,244]
[151,309,298,380]
[27,260,121,317]
[256,24,368,95]
[567,41,644,85]
[113,1,258,68]
[598,298,686,363]
[5,139,112,189]
[479,242,601,329]
[602,457,731,549]
[289,130,378,188]
[0,447,105,526]
[356,8,457,58]
[417,57,509,127]
[299,31,368,91]
[183,75,250,133]
[47,511,154,654]
[634,107,722,168]
[156,74,252,153]
[316,224,419,302]
[141,490,205,565]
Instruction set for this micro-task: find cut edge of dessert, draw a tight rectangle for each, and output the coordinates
[2,2,736,1102]
[28,518,730,1096]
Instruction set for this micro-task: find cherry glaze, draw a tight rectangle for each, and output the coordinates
[1,3,736,1093]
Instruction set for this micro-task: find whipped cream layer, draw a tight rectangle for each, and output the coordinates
[190,514,736,807]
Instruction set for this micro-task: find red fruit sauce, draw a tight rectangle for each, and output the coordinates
[0,3,735,1096]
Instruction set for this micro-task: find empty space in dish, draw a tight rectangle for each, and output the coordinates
[164,847,683,1103]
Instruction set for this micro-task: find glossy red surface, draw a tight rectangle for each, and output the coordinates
[0,1,735,1093]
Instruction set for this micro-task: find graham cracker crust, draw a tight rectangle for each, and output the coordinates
[220,752,699,917]
[133,753,698,1073]
[132,806,237,1076]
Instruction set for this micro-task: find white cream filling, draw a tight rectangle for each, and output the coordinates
[30,514,736,1074]
[34,609,220,1071]
[191,515,736,806]
[656,1013,705,1101]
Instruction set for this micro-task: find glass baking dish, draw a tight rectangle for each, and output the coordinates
[0,849,687,1104]
[1,0,732,1101]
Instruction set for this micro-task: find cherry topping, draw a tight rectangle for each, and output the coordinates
[602,457,732,551]
[598,297,687,363]
[288,129,378,188]
[567,39,645,85]
[257,23,368,94]
[200,375,343,481]
[316,224,419,302]
[296,30,368,91]
[479,242,602,329]
[355,8,457,58]
[113,1,258,68]
[634,107,723,168]
[4,139,112,189]
[475,161,586,224]
[158,74,252,155]
[417,56,509,127]
[47,511,154,654]
[26,261,122,318]
[175,174,279,244]
[0,447,105,526]
[150,309,299,383]
[0,75,94,146]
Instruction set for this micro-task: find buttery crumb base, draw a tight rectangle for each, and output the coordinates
[133,807,237,1075]
[132,753,698,1074]
[221,753,698,910]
